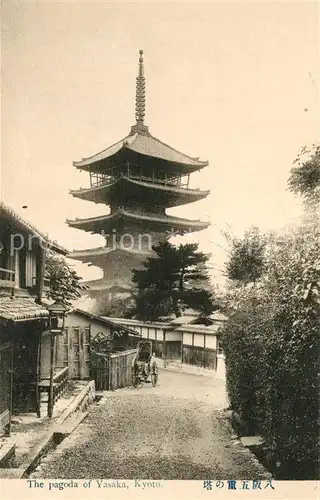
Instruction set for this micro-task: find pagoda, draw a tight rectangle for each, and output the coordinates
[67,50,210,315]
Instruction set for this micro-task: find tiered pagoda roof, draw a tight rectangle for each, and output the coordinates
[70,176,210,207]
[73,129,208,173]
[67,208,209,234]
[67,50,210,276]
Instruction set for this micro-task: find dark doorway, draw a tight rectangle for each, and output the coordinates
[18,248,26,289]
[166,340,182,360]
[13,328,40,414]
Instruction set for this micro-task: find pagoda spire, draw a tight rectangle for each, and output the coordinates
[131,49,149,134]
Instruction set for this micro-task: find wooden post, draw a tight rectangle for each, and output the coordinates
[181,332,183,364]
[48,334,55,418]
[7,339,14,437]
[36,331,41,417]
[187,173,190,188]
[108,354,112,391]
[36,243,47,305]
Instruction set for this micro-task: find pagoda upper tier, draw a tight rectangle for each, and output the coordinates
[70,173,210,207]
[73,128,208,175]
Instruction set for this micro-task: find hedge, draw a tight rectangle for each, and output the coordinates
[222,223,320,479]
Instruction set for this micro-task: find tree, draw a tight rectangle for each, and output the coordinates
[131,241,215,321]
[220,146,320,478]
[45,252,84,306]
[288,144,320,206]
[224,226,267,284]
[222,222,320,479]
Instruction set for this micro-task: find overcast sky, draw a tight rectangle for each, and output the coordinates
[1,1,319,283]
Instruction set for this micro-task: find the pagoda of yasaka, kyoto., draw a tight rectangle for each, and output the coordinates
[67,50,210,315]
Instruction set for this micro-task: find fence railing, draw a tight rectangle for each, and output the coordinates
[52,366,69,403]
[89,167,192,190]
[0,268,15,289]
[38,366,69,416]
[90,349,137,391]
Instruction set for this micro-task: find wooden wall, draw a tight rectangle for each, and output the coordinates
[0,340,13,434]
[181,329,217,370]
[65,313,112,339]
[109,319,220,372]
[90,349,137,391]
[182,345,217,370]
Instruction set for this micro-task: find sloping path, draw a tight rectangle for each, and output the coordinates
[30,370,268,479]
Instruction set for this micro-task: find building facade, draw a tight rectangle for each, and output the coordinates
[67,50,210,315]
[0,202,67,434]
[102,312,227,379]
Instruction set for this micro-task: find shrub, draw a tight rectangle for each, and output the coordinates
[222,222,320,479]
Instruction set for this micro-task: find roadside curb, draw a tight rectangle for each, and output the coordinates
[0,380,95,479]
[222,409,273,480]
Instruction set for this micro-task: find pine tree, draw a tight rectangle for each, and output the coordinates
[131,241,215,321]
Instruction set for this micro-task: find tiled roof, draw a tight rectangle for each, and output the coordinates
[68,245,152,260]
[70,176,210,203]
[170,316,198,326]
[0,202,68,255]
[73,132,208,169]
[69,308,140,336]
[0,297,49,322]
[66,209,210,231]
[175,323,222,335]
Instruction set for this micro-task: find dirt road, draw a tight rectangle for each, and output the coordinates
[30,369,268,479]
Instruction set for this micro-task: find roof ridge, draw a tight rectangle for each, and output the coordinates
[147,132,208,166]
[68,245,152,256]
[73,134,134,166]
[70,175,210,196]
[126,176,210,195]
[0,201,67,254]
[67,208,209,226]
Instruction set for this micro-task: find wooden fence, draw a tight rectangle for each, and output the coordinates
[90,349,137,391]
[182,345,217,370]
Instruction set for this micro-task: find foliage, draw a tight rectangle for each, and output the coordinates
[288,144,320,206]
[222,222,320,479]
[45,252,84,306]
[131,241,215,321]
[224,226,267,284]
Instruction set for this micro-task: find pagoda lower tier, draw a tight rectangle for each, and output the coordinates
[68,245,152,269]
[68,246,153,316]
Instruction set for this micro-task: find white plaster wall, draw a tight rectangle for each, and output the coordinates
[183,333,193,345]
[156,330,163,341]
[166,331,182,342]
[205,335,217,349]
[193,334,204,347]
[216,354,226,380]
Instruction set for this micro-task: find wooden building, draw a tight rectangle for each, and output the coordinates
[59,308,140,381]
[103,312,227,378]
[0,202,67,434]
[67,50,210,315]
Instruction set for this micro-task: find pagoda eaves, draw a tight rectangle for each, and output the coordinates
[67,208,210,235]
[67,50,211,316]
[70,175,210,207]
[73,131,208,174]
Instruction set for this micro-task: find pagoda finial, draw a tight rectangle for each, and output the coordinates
[135,49,146,125]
